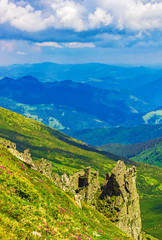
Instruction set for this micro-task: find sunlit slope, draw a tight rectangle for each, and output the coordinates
[0,107,161,238]
[0,144,132,240]
[0,107,161,198]
[131,141,162,167]
[0,107,118,179]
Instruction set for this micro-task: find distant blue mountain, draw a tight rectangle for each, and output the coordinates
[135,78,162,107]
[0,62,162,91]
[0,76,151,127]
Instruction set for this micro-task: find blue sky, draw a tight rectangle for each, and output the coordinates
[0,0,162,65]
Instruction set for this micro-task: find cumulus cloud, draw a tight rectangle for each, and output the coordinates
[51,1,86,31]
[0,0,55,32]
[0,0,162,34]
[88,8,112,29]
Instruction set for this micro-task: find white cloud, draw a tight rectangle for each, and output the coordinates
[1,0,162,33]
[51,1,86,31]
[88,8,112,29]
[0,0,55,32]
[99,0,162,31]
[36,42,62,48]
[64,42,95,48]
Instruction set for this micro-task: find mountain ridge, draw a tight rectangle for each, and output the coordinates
[0,76,151,127]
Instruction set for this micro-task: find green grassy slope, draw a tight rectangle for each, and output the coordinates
[0,144,132,240]
[99,138,162,167]
[0,107,161,196]
[140,196,162,239]
[0,107,161,238]
[0,107,120,180]
[131,141,162,167]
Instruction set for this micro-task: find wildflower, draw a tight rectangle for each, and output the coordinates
[0,166,6,169]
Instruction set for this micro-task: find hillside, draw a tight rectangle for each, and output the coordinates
[0,107,161,238]
[0,144,132,240]
[0,107,161,195]
[131,140,162,167]
[0,97,110,131]
[124,107,162,126]
[69,125,162,146]
[0,107,121,179]
[99,138,162,166]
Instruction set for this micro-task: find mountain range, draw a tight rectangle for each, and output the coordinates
[0,62,162,90]
[0,76,152,128]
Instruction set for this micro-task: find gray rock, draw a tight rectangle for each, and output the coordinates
[100,160,142,240]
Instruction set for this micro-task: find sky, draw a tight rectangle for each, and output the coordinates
[0,0,162,66]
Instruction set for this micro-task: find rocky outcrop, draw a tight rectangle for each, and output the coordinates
[34,158,53,177]
[19,153,100,205]
[100,160,141,240]
[0,138,36,170]
[52,167,100,204]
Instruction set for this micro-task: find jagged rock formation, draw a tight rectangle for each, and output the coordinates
[100,160,141,240]
[0,138,36,170]
[32,157,100,204]
[51,167,100,204]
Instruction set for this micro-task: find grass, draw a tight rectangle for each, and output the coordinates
[0,144,132,240]
[140,196,162,239]
[131,141,162,167]
[99,137,162,161]
[0,107,161,238]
